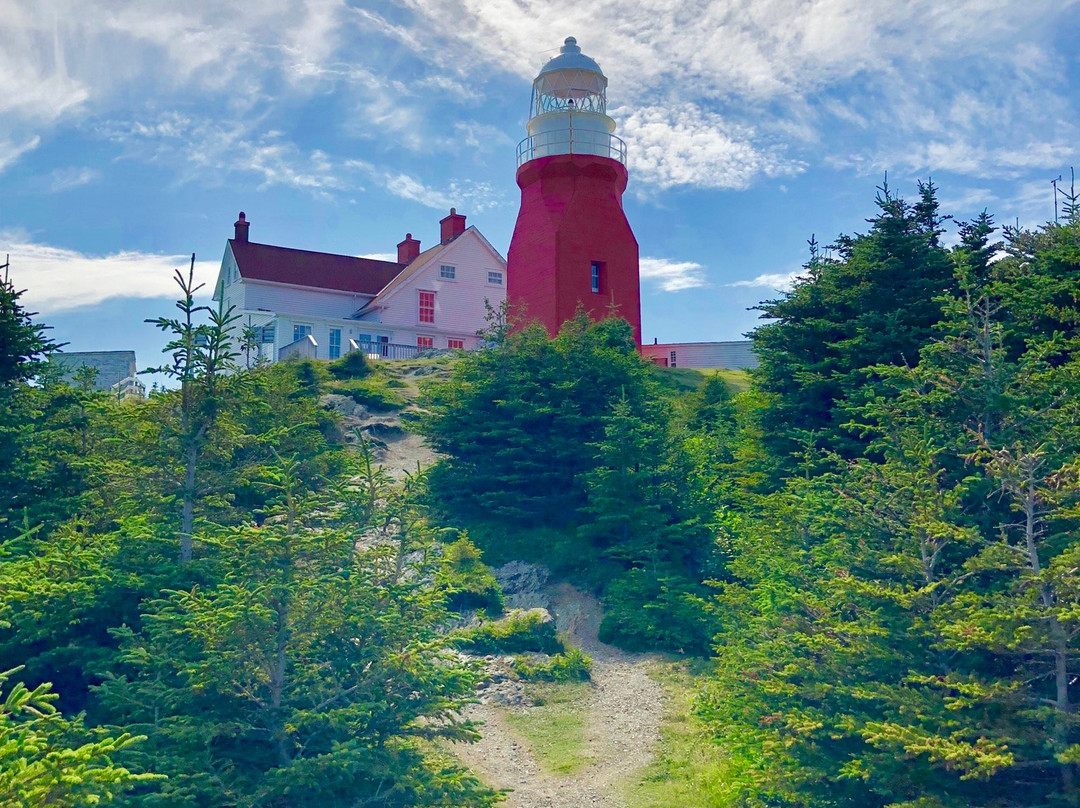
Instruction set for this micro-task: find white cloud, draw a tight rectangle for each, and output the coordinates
[620,105,804,192]
[0,233,218,315]
[383,173,453,209]
[0,136,41,173]
[100,116,360,195]
[4,0,1079,197]
[996,179,1064,228]
[839,139,1080,180]
[728,271,803,291]
[359,252,397,261]
[453,121,515,152]
[41,166,102,192]
[639,257,708,292]
[379,172,507,212]
[400,0,1080,188]
[940,187,998,212]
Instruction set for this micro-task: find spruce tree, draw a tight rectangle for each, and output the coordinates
[751,180,957,474]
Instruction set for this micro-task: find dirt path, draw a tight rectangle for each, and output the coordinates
[453,583,664,808]
[325,386,665,804]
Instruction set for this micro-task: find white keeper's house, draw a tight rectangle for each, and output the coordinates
[213,209,507,362]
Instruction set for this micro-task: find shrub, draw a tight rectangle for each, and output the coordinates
[327,350,373,379]
[327,377,407,411]
[453,609,562,655]
[514,648,592,682]
[437,536,504,615]
[288,359,330,391]
[598,569,714,655]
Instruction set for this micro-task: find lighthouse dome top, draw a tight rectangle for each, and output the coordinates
[538,37,604,77]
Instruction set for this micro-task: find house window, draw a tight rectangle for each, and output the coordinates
[669,350,677,368]
[487,271,503,285]
[418,290,435,324]
[439,264,456,279]
[447,338,465,349]
[328,328,341,359]
[417,336,434,349]
[591,261,603,294]
[259,323,276,343]
[293,324,313,342]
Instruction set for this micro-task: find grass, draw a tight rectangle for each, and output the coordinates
[652,366,750,394]
[503,681,594,775]
[325,375,408,411]
[623,660,737,808]
[375,355,459,398]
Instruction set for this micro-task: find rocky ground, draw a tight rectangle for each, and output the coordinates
[453,565,665,808]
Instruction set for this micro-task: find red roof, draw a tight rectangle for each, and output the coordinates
[229,239,405,295]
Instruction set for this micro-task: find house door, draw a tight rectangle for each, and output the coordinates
[378,335,389,357]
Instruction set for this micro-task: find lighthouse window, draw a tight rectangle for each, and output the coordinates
[418,291,436,324]
[591,262,604,294]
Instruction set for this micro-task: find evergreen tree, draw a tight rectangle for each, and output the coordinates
[144,256,241,563]
[705,217,1080,807]
[0,668,152,806]
[97,457,499,808]
[420,310,655,525]
[751,180,957,474]
[0,261,56,387]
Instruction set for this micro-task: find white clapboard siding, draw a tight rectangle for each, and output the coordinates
[640,341,758,369]
[244,282,374,320]
[216,248,246,313]
[359,230,506,349]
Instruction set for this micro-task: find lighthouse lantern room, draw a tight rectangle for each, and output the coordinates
[507,37,642,344]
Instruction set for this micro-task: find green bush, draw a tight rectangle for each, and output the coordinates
[327,351,373,379]
[453,610,563,655]
[327,377,407,411]
[598,569,714,655]
[288,359,330,391]
[514,647,592,682]
[436,536,504,615]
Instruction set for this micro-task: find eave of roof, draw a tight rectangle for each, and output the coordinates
[356,226,508,315]
[362,242,447,307]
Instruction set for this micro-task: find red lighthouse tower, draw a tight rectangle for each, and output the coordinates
[507,37,641,344]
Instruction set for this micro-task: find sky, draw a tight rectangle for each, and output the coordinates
[2,0,1079,369]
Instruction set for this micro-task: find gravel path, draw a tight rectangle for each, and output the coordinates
[324,391,665,805]
[453,583,664,808]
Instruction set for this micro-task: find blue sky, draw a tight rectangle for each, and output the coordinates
[2,0,1079,369]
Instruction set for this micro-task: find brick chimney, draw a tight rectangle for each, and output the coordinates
[234,211,250,242]
[397,232,421,264]
[439,207,466,244]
